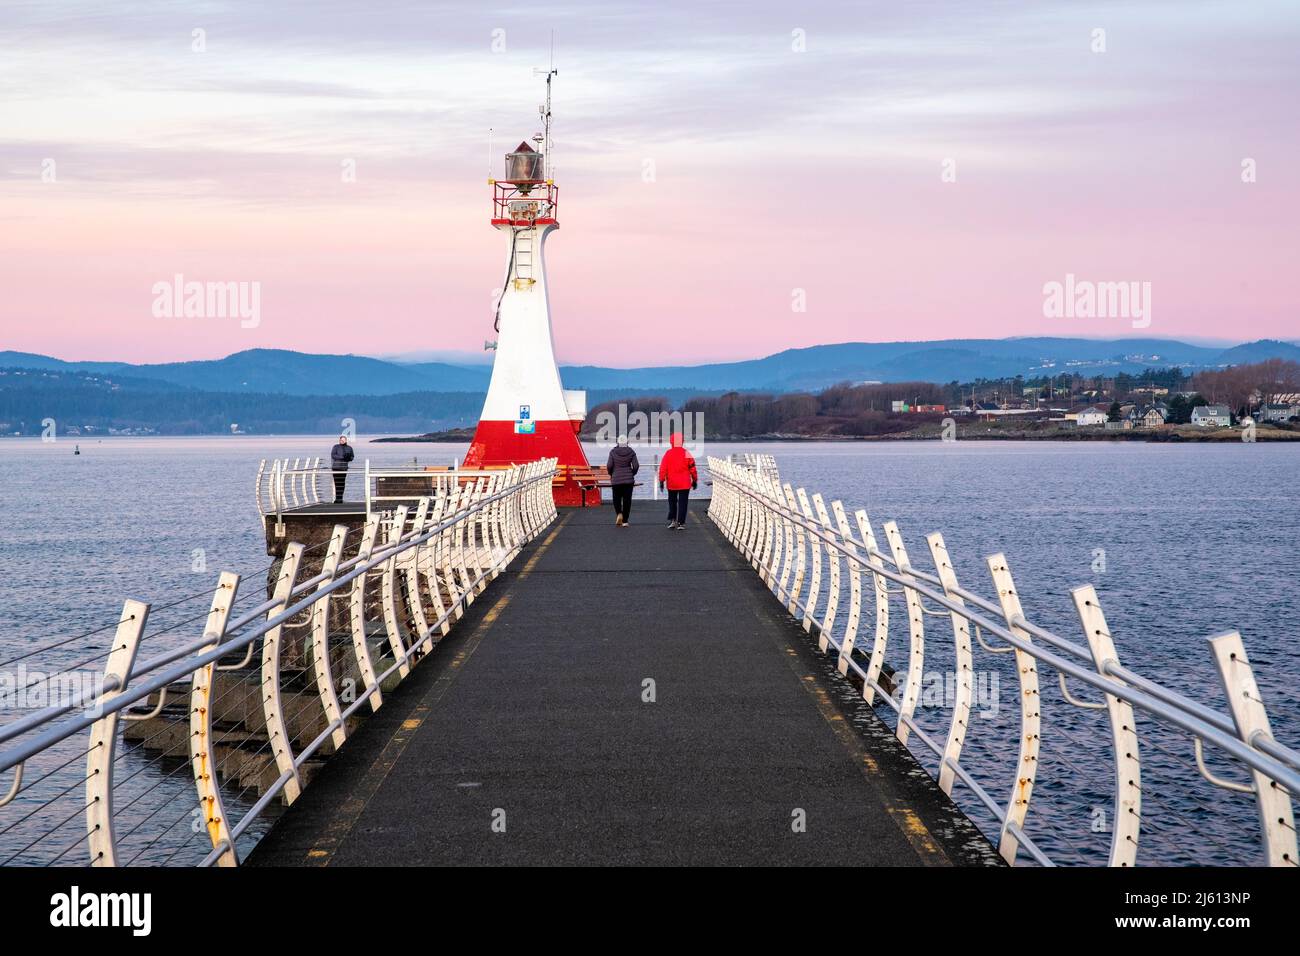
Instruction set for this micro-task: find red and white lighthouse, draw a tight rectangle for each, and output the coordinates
[462,86,595,506]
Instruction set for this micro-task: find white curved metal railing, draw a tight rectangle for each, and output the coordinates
[0,459,558,866]
[256,458,492,519]
[255,457,324,517]
[707,456,1299,868]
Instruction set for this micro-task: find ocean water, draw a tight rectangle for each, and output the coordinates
[0,436,1296,866]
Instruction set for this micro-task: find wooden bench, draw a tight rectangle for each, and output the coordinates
[552,464,608,506]
[555,464,651,505]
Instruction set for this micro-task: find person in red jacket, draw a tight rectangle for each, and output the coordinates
[657,432,698,530]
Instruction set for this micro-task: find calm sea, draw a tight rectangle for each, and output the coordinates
[1,436,1296,865]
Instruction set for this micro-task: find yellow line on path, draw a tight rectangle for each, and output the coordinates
[703,522,950,866]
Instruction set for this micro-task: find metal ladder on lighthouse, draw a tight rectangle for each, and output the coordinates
[513,229,536,289]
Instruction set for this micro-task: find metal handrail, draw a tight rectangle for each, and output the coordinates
[0,465,554,761]
[707,457,1298,867]
[257,459,520,518]
[0,458,559,866]
[712,466,1300,778]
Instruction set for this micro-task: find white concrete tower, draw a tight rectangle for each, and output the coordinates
[463,102,593,506]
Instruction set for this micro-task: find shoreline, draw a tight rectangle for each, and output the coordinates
[374,427,1300,444]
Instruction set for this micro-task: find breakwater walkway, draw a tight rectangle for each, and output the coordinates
[247,504,996,866]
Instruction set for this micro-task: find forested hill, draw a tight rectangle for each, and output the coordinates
[5,337,1299,397]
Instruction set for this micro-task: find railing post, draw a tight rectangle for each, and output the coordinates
[255,459,267,516]
[926,533,973,797]
[1071,585,1141,867]
[883,522,924,745]
[832,501,862,677]
[767,477,787,590]
[710,460,729,537]
[494,473,509,568]
[712,457,722,520]
[749,474,768,576]
[272,460,285,538]
[189,573,240,867]
[481,474,500,577]
[465,481,488,597]
[731,471,749,555]
[854,511,890,706]
[797,489,821,633]
[350,516,384,712]
[812,495,840,652]
[784,485,807,616]
[987,552,1041,865]
[512,465,526,548]
[311,525,349,752]
[527,464,540,534]
[441,486,467,621]
[776,482,797,603]
[1207,631,1297,867]
[479,475,498,573]
[759,477,781,588]
[507,466,525,557]
[475,477,492,578]
[85,599,149,867]
[381,507,412,679]
[743,473,761,564]
[536,462,547,529]
[403,498,433,654]
[263,543,305,804]
[526,464,540,535]
[423,494,452,637]
[724,464,740,542]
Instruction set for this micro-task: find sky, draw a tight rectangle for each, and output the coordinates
[1,0,1297,367]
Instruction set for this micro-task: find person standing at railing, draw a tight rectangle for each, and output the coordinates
[606,435,639,526]
[330,435,354,503]
[658,432,698,530]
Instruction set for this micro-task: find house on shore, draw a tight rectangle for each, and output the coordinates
[1260,403,1300,423]
[1128,403,1169,429]
[1069,405,1109,427]
[1192,404,1232,427]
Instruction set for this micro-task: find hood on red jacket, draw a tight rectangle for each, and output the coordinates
[658,439,697,490]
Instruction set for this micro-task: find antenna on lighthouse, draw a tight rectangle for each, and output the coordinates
[533,33,557,182]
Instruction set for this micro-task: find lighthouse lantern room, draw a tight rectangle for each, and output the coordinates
[463,77,595,507]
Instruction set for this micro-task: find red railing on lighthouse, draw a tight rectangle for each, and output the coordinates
[491,180,560,226]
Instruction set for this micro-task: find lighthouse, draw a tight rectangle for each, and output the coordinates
[462,79,595,507]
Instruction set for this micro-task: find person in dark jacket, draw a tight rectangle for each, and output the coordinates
[605,436,639,526]
[329,436,354,503]
[657,432,698,530]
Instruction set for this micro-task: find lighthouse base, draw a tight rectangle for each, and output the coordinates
[463,419,598,508]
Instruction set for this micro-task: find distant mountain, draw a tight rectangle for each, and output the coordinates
[557,337,1290,392]
[0,366,712,436]
[3,337,1298,398]
[1210,339,1300,365]
[0,348,490,395]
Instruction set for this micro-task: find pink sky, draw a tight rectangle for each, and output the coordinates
[1,1,1297,366]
